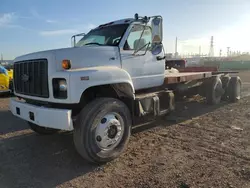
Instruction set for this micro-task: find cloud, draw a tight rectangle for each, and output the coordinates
[46,19,57,23]
[30,8,42,19]
[40,29,79,36]
[39,23,96,37]
[86,23,96,30]
[0,13,33,31]
[0,13,15,27]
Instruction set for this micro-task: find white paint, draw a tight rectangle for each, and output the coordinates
[120,49,165,89]
[10,98,73,130]
[69,66,135,103]
[119,22,165,90]
[14,46,126,104]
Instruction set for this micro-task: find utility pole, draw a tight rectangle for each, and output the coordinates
[227,47,230,57]
[209,36,214,57]
[175,37,178,58]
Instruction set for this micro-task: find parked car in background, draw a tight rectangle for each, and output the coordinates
[0,65,12,94]
[3,64,13,91]
[3,64,13,80]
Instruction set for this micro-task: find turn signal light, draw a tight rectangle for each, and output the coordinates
[62,59,71,70]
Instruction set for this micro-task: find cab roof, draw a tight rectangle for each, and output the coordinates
[96,18,135,29]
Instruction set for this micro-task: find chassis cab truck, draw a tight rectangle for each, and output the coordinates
[10,14,241,163]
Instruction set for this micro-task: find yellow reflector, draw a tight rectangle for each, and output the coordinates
[62,59,71,69]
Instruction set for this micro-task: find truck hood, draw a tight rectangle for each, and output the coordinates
[14,46,121,72]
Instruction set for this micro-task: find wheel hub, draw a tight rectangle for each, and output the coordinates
[236,83,241,99]
[215,83,224,97]
[107,125,118,139]
[95,112,124,150]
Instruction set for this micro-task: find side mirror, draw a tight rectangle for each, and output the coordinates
[152,43,163,55]
[151,17,163,43]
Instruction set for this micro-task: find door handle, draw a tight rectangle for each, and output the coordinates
[156,56,166,61]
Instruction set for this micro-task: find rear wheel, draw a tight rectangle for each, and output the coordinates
[28,122,59,135]
[73,98,132,164]
[206,76,223,105]
[228,76,241,102]
[221,76,231,101]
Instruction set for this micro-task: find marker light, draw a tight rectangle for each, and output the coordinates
[62,59,71,70]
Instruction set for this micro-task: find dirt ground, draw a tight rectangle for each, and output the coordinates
[1,71,250,188]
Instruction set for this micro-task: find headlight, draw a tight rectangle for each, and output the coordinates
[52,78,67,99]
[59,80,67,91]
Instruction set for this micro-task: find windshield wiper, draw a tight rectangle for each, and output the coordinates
[84,42,103,46]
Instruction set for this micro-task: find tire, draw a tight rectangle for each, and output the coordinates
[28,122,59,135]
[228,76,241,103]
[73,98,132,164]
[206,76,223,105]
[221,76,231,101]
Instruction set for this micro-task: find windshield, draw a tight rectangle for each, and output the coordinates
[0,65,8,75]
[75,24,129,47]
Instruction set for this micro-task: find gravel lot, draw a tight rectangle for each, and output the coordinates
[1,71,250,188]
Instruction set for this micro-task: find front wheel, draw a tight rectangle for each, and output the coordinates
[73,98,132,164]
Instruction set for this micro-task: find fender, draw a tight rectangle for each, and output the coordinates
[68,66,135,103]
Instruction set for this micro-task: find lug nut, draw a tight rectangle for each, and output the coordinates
[96,135,102,142]
[101,118,107,124]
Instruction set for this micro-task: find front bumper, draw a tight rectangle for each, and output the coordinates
[10,98,73,131]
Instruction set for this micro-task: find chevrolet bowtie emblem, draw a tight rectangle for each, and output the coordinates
[21,74,29,82]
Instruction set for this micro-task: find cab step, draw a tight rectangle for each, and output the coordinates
[134,89,175,117]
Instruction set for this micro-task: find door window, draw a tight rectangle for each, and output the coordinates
[124,25,152,51]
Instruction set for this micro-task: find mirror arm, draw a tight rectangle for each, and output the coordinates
[71,36,74,47]
[71,33,85,47]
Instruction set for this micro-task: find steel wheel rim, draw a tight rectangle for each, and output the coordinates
[236,82,241,99]
[214,81,223,98]
[95,112,124,150]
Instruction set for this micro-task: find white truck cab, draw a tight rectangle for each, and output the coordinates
[10,14,167,163]
[10,14,241,163]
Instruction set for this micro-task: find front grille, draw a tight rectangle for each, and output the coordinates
[14,59,49,98]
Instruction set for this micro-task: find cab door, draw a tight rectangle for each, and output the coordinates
[119,17,165,90]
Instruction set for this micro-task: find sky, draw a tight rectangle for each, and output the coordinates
[0,0,250,59]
